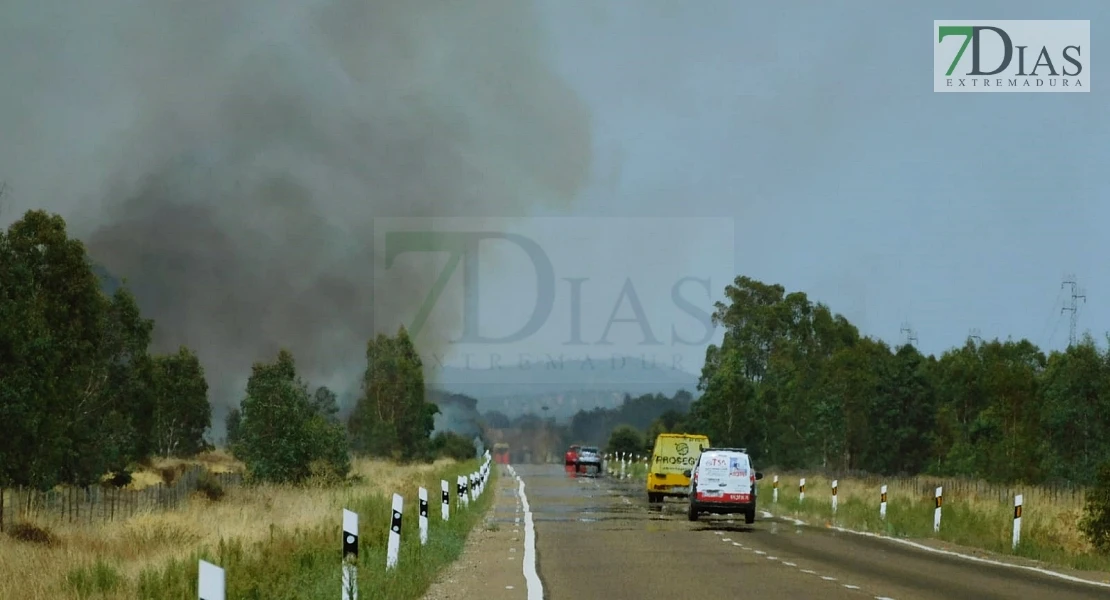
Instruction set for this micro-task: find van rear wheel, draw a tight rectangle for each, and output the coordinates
[687,502,699,521]
[745,508,755,524]
[647,492,662,503]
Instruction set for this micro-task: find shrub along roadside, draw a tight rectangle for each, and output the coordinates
[133,459,492,599]
[755,477,1110,574]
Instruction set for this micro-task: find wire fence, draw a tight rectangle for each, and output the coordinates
[0,466,243,532]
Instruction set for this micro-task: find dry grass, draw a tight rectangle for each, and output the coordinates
[0,457,453,599]
[118,449,244,490]
[757,472,1109,573]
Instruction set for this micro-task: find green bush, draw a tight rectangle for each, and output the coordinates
[606,424,644,456]
[235,350,351,484]
[430,432,477,461]
[1080,461,1110,553]
[196,471,225,501]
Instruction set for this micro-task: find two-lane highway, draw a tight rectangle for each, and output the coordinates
[501,464,1110,600]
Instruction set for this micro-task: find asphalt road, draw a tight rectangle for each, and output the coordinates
[501,464,1110,600]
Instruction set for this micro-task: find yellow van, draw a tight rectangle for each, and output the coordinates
[646,432,710,503]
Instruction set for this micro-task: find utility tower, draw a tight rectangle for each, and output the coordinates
[900,322,918,347]
[1061,275,1086,347]
[968,328,982,344]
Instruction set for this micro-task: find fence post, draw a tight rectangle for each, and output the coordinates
[772,475,779,504]
[418,487,429,545]
[799,478,806,503]
[880,484,887,520]
[1013,494,1023,550]
[342,509,358,600]
[198,560,225,600]
[831,480,838,514]
[934,486,943,533]
[441,480,450,521]
[387,493,403,570]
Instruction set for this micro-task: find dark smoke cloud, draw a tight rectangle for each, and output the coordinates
[0,1,592,422]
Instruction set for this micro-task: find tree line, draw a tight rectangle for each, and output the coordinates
[225,328,465,484]
[682,275,1110,487]
[1,211,211,490]
[1,210,475,491]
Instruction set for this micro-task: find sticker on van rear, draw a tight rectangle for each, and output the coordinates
[729,457,748,477]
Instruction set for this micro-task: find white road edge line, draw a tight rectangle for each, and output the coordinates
[761,510,1110,590]
[843,584,860,589]
[516,473,543,600]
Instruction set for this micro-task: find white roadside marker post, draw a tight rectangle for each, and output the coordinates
[934,486,943,533]
[880,485,887,520]
[773,475,779,504]
[387,494,403,570]
[831,480,838,514]
[198,560,225,600]
[342,509,358,600]
[1013,494,1023,550]
[418,487,429,545]
[799,478,806,503]
[441,479,450,521]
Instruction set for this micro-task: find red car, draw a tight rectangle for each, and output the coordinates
[565,444,581,466]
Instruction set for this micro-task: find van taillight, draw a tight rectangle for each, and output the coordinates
[750,474,756,485]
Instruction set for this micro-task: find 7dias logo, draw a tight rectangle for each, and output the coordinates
[934,20,1089,92]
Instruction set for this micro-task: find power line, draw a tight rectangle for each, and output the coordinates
[1061,275,1086,348]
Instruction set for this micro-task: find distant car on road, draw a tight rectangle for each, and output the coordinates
[576,446,602,475]
[686,447,764,524]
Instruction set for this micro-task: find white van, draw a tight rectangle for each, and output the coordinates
[685,448,763,523]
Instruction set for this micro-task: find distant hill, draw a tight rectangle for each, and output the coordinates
[429,356,700,420]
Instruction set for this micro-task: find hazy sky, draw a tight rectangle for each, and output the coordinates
[493,0,1108,370]
[1,1,1106,396]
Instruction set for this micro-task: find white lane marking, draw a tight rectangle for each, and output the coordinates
[800,569,817,574]
[762,510,1110,591]
[753,550,766,555]
[843,584,860,589]
[821,576,837,581]
[506,586,514,589]
[766,556,778,560]
[782,562,797,567]
[715,531,724,536]
[516,473,543,600]
[875,597,897,600]
[722,538,732,542]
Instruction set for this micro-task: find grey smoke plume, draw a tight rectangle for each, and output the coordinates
[0,1,592,419]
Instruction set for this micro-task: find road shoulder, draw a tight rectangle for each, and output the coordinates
[422,465,527,600]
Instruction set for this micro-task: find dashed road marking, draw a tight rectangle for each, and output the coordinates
[722,538,732,542]
[800,569,817,575]
[782,562,797,567]
[766,556,778,560]
[753,550,766,555]
[843,584,860,589]
[821,576,837,581]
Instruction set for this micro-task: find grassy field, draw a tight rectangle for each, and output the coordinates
[1,457,491,599]
[756,472,1110,574]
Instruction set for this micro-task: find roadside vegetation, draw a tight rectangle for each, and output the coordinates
[756,472,1110,573]
[1,210,490,598]
[564,275,1110,572]
[3,458,488,599]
